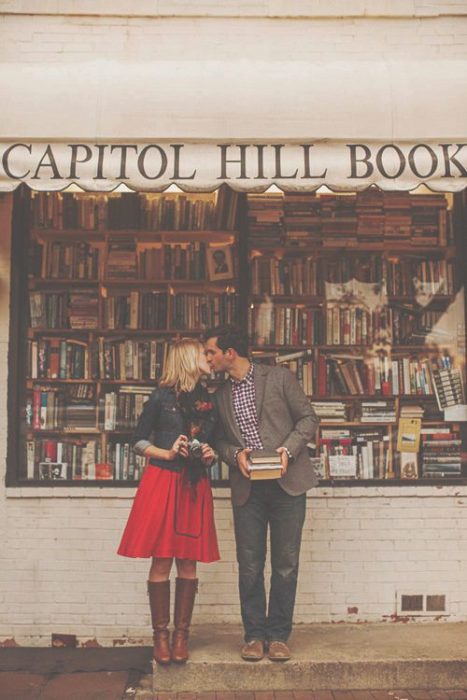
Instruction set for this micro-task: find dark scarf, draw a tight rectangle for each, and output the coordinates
[178,384,215,488]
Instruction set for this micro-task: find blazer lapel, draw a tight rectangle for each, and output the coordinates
[253,363,267,420]
[220,381,244,445]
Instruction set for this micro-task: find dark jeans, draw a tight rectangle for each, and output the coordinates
[232,480,306,643]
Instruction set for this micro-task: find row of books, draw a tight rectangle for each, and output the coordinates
[324,306,389,347]
[250,256,320,296]
[26,437,147,481]
[28,339,88,380]
[31,190,239,232]
[319,424,462,480]
[26,438,103,480]
[324,306,447,347]
[31,193,105,230]
[319,428,391,479]
[309,398,443,423]
[171,293,238,330]
[31,238,236,284]
[248,306,323,346]
[139,242,208,280]
[103,387,152,430]
[111,194,220,231]
[98,338,168,380]
[26,435,232,483]
[250,254,454,298]
[28,385,97,431]
[27,338,169,381]
[387,259,454,296]
[133,189,239,232]
[275,351,314,396]
[103,292,168,330]
[318,354,436,397]
[31,241,100,280]
[249,303,443,348]
[248,192,449,247]
[29,291,99,330]
[103,293,239,332]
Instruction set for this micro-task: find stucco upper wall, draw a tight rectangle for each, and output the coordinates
[1,13,467,63]
[0,0,466,17]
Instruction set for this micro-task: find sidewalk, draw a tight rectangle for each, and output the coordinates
[1,623,467,699]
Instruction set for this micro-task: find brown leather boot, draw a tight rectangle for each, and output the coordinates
[171,577,198,663]
[147,580,171,665]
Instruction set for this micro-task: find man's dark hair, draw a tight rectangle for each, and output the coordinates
[204,324,249,359]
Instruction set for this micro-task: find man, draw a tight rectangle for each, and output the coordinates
[212,249,229,274]
[204,324,318,662]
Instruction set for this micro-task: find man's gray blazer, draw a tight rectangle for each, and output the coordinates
[214,363,319,506]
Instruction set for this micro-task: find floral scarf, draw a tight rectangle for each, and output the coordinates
[178,383,216,487]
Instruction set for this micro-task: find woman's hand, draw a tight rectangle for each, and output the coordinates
[200,443,216,466]
[168,434,188,460]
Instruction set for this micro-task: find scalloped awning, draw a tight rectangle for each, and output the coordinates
[0,59,466,192]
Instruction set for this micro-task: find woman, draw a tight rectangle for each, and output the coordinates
[118,338,219,665]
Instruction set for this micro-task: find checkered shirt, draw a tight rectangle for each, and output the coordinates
[230,363,263,450]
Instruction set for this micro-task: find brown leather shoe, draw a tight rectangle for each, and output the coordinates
[241,639,264,661]
[267,640,291,662]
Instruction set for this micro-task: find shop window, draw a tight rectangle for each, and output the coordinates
[7,187,467,486]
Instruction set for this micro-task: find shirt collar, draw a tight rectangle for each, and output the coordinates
[230,363,254,387]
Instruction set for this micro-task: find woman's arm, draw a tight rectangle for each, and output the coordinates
[143,436,187,462]
[132,389,187,461]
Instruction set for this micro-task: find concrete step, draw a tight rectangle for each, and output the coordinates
[135,622,467,696]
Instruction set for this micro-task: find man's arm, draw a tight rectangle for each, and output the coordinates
[279,366,319,459]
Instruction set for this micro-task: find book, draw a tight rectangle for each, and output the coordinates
[249,450,282,480]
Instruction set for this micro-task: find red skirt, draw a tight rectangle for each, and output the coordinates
[117,464,220,563]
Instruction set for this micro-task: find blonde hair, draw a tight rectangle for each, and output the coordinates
[159,338,203,393]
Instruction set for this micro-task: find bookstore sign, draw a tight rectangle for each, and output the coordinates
[0,140,466,192]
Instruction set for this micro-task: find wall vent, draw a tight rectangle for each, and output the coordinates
[397,592,448,616]
[400,594,423,612]
[426,595,446,612]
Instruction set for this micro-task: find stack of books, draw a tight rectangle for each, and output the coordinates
[361,400,396,423]
[249,450,283,480]
[311,401,348,422]
[247,194,284,246]
[106,240,138,278]
[421,427,461,478]
[430,361,465,410]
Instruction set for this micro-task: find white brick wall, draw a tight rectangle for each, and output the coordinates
[2,480,467,646]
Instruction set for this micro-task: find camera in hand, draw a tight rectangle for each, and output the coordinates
[187,438,203,460]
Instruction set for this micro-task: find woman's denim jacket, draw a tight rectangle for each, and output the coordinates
[133,385,217,471]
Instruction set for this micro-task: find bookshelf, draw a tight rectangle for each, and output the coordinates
[19,189,239,484]
[8,186,467,487]
[247,190,467,483]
